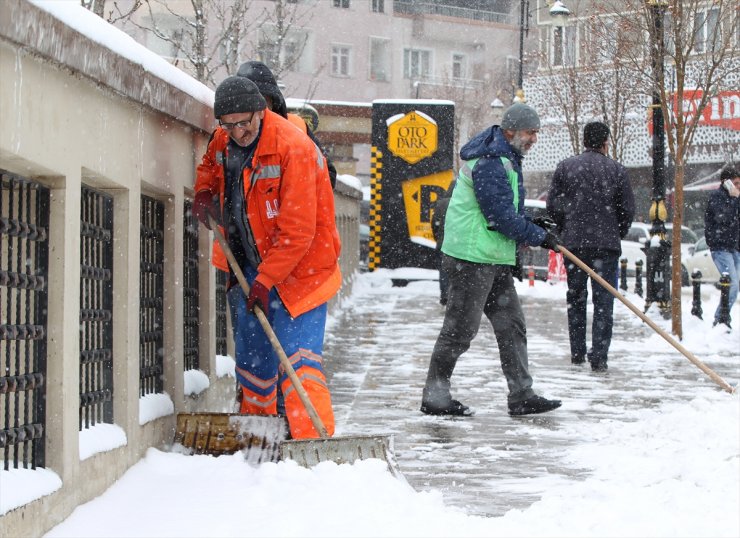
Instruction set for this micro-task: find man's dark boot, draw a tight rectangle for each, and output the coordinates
[508,395,562,416]
[590,360,608,372]
[571,355,585,364]
[421,399,474,417]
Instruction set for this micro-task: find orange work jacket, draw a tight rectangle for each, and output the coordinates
[194,110,341,318]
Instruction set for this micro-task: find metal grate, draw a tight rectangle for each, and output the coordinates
[80,186,114,430]
[215,271,228,356]
[183,200,199,371]
[0,171,49,470]
[139,195,164,396]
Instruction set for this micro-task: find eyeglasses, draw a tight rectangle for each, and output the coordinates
[219,114,255,130]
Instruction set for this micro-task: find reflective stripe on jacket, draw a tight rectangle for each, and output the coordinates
[442,157,519,265]
[194,110,341,318]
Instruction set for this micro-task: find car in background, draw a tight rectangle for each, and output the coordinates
[683,236,721,284]
[620,222,699,285]
[519,199,549,281]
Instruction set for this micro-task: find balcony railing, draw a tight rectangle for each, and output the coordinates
[394,0,514,25]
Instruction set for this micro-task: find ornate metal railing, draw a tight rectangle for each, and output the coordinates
[183,200,199,371]
[79,186,114,429]
[0,170,49,470]
[139,195,164,395]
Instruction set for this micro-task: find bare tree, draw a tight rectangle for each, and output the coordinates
[605,0,740,337]
[531,6,646,160]
[80,0,141,23]
[252,0,313,83]
[117,0,255,85]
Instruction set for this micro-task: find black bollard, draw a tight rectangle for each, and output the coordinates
[715,272,732,328]
[620,258,628,291]
[634,260,643,297]
[691,269,703,320]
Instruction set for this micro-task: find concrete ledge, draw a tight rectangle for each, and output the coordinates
[0,0,213,133]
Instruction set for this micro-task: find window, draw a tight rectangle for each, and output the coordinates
[369,37,391,81]
[258,26,311,73]
[452,53,465,79]
[552,24,577,67]
[332,45,351,76]
[333,0,350,8]
[553,27,563,66]
[694,8,720,53]
[403,48,431,79]
[372,0,384,13]
[597,19,616,64]
[257,28,279,70]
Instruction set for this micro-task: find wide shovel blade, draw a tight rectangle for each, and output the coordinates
[279,434,405,480]
[173,412,289,464]
[206,214,408,479]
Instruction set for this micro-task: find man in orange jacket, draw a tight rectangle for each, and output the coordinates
[192,75,341,439]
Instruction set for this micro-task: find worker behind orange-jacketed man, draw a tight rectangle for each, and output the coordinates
[191,76,340,439]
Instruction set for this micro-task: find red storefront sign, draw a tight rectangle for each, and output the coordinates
[647,89,740,134]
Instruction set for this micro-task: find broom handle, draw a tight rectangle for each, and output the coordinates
[558,246,734,394]
[208,215,330,437]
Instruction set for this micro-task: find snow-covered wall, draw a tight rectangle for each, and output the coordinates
[0,1,361,536]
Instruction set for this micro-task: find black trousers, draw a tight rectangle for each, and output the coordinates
[564,249,619,363]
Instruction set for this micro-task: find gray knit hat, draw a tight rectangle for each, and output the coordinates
[500,103,540,130]
[214,76,267,118]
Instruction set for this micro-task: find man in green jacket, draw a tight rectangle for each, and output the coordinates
[421,103,562,417]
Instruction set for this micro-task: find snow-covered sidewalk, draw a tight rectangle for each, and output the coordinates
[43,270,739,537]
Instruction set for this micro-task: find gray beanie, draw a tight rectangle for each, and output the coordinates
[214,76,267,118]
[500,103,541,130]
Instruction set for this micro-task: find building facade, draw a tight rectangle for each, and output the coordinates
[522,0,739,226]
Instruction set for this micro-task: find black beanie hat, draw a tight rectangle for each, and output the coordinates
[720,165,739,181]
[213,76,267,118]
[236,61,289,119]
[583,121,610,149]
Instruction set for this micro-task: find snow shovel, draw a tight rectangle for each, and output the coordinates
[207,215,404,478]
[558,245,735,394]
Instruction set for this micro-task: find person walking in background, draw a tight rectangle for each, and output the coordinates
[546,121,635,372]
[431,181,455,305]
[191,75,341,439]
[421,103,562,417]
[704,164,740,327]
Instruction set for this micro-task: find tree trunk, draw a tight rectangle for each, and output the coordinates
[671,157,685,339]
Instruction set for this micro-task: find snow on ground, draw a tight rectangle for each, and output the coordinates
[41,270,738,538]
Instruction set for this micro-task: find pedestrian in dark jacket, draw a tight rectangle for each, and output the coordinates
[236,61,338,189]
[547,121,635,372]
[704,164,740,326]
[421,103,562,417]
[431,181,455,305]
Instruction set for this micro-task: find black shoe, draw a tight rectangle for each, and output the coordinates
[571,355,585,365]
[508,395,562,416]
[440,297,448,306]
[590,360,608,372]
[421,399,474,416]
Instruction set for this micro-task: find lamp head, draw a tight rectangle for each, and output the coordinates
[549,1,571,28]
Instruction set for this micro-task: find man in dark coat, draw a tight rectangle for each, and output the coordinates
[704,164,740,326]
[547,121,635,372]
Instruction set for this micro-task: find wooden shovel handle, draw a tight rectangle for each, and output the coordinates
[558,245,734,394]
[207,215,330,437]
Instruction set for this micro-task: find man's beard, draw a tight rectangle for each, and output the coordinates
[509,132,532,154]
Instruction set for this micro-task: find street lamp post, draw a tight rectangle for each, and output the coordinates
[515,1,570,103]
[490,98,505,124]
[645,0,671,317]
